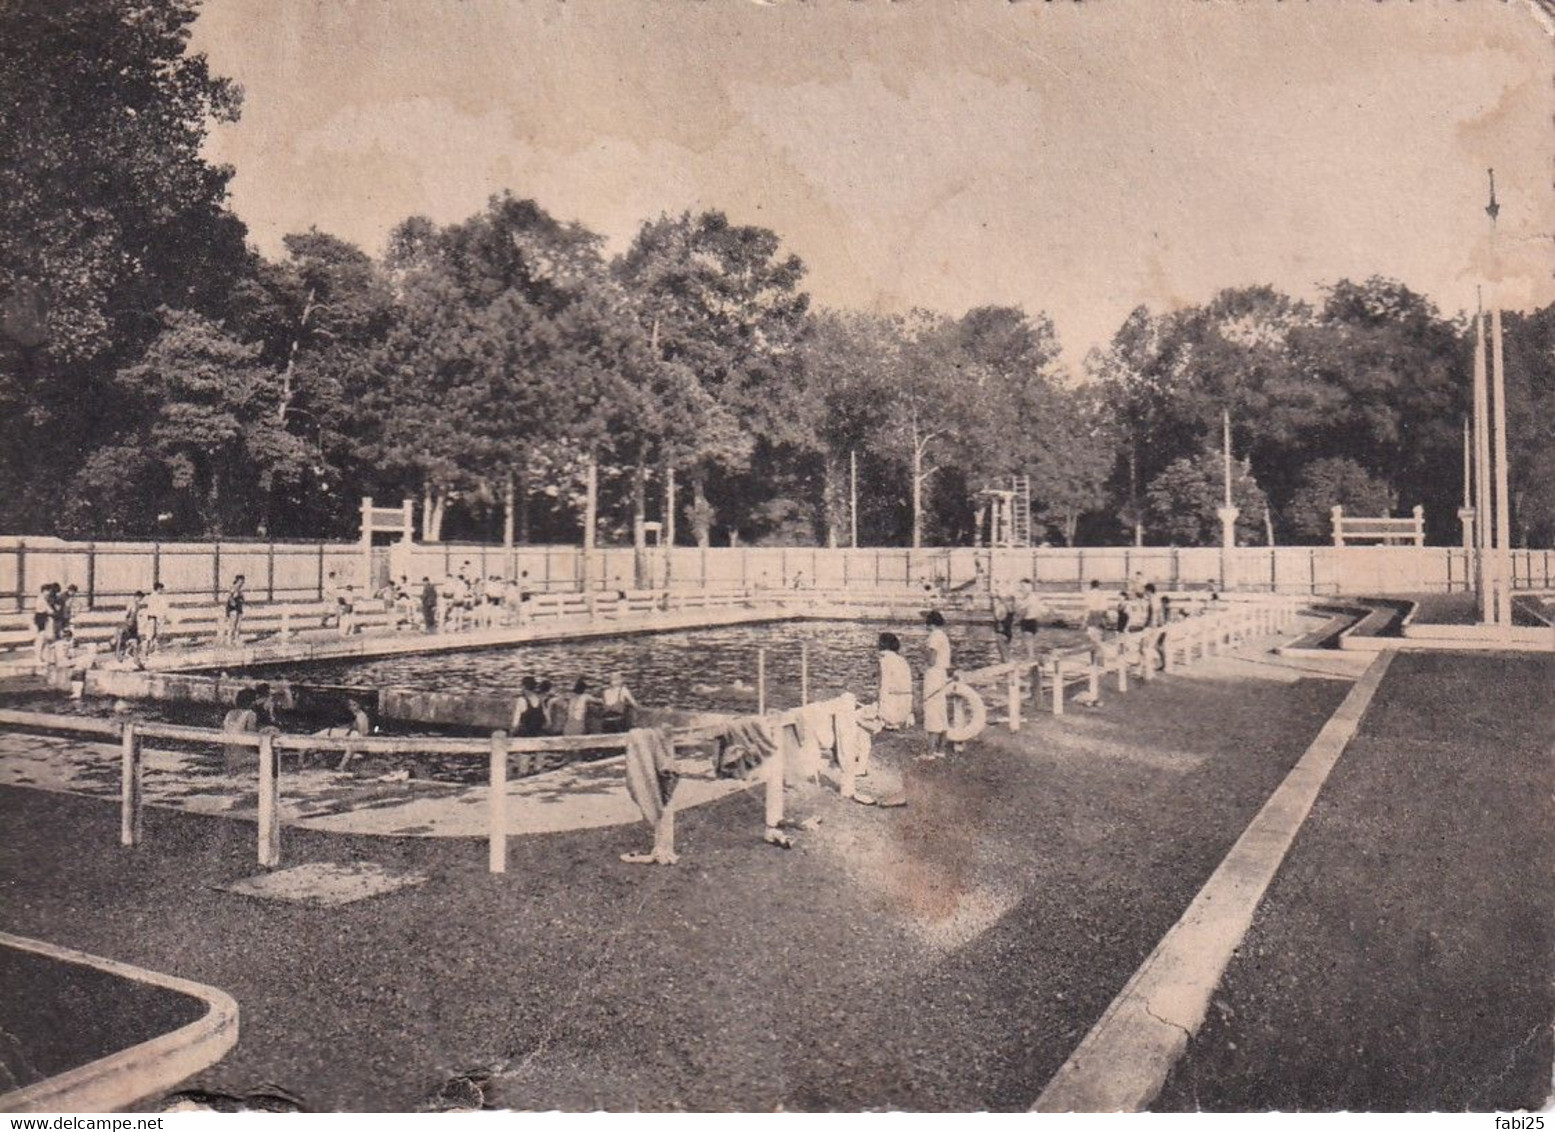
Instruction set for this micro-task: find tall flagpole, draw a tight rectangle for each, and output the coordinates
[1484,168,1513,628]
[1216,408,1239,590]
[1472,298,1492,623]
[1491,304,1512,626]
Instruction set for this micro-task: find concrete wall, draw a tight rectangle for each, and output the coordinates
[4,535,1553,611]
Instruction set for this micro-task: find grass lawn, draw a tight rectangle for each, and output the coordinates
[1155,651,1554,1112]
[1,659,1348,1111]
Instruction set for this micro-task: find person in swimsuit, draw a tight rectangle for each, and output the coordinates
[337,585,357,637]
[420,577,438,632]
[140,583,170,655]
[1017,579,1045,660]
[990,586,1015,662]
[1143,583,1166,671]
[321,571,341,627]
[563,678,598,737]
[600,672,640,733]
[114,591,145,663]
[511,675,548,738]
[222,688,261,773]
[32,584,58,663]
[222,575,246,646]
[537,679,566,735]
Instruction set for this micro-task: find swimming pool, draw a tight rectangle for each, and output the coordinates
[254,618,1068,714]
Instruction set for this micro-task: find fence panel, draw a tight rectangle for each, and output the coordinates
[6,537,1555,613]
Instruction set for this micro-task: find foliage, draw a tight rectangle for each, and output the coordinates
[1145,449,1270,547]
[0,0,250,530]
[1286,458,1396,543]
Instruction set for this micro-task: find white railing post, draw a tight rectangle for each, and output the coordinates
[1007,666,1022,732]
[489,730,509,874]
[120,722,142,847]
[800,642,810,705]
[257,732,280,868]
[836,693,858,800]
[1052,659,1066,716]
[757,647,768,716]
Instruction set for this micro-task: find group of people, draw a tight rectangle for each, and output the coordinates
[30,582,84,664]
[32,580,179,666]
[357,565,537,634]
[509,671,641,738]
[874,609,962,759]
[875,575,1224,756]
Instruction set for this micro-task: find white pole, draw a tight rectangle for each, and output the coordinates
[757,647,767,716]
[360,496,374,591]
[666,465,677,550]
[489,731,509,874]
[583,453,598,602]
[1491,304,1512,626]
[257,732,280,868]
[120,722,141,847]
[1222,409,1233,509]
[1473,305,1492,623]
[850,448,859,549]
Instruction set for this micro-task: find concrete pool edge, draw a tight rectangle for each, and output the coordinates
[0,931,239,1114]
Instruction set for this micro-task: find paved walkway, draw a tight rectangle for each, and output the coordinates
[1154,651,1554,1112]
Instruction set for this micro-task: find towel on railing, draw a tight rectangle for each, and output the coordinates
[623,727,678,827]
[713,717,778,779]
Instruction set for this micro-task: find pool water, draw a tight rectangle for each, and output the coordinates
[256,619,1072,714]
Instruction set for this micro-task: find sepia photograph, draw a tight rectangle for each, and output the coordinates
[0,0,1551,1117]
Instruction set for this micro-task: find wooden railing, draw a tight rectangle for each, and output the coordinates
[955,598,1300,727]
[0,688,871,874]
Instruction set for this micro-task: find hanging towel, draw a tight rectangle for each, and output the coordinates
[623,727,679,827]
[714,717,778,779]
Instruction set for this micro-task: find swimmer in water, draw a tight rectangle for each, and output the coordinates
[563,678,598,736]
[600,671,639,733]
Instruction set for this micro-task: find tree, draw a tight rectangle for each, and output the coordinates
[797,310,899,545]
[1498,305,1555,547]
[0,0,251,529]
[886,312,991,548]
[1031,388,1114,546]
[615,211,809,545]
[1286,278,1464,538]
[229,230,395,536]
[1145,448,1269,547]
[63,309,310,536]
[1286,457,1396,543]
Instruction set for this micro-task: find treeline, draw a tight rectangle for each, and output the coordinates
[3,0,1552,550]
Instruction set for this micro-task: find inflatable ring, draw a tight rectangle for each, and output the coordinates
[943,681,987,745]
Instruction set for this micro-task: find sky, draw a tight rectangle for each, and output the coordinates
[192,0,1553,367]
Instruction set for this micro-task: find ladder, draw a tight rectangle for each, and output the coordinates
[1009,475,1032,548]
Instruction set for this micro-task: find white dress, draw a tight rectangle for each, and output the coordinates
[921,627,952,734]
[878,651,915,727]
